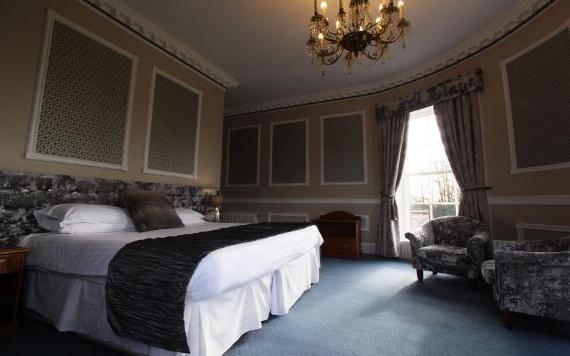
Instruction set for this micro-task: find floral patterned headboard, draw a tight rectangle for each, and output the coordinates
[0,170,216,247]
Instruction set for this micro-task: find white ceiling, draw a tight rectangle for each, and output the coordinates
[122,0,522,112]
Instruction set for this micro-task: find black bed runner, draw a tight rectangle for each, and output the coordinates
[106,222,313,353]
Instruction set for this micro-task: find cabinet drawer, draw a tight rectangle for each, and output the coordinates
[0,254,21,275]
[324,238,355,251]
[322,236,357,258]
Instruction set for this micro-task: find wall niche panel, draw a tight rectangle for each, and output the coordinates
[226,126,260,186]
[321,112,367,184]
[502,24,570,173]
[144,68,202,179]
[270,119,308,186]
[27,11,137,170]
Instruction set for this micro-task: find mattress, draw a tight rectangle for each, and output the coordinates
[19,221,323,302]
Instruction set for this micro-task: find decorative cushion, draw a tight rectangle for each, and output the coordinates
[122,191,184,232]
[417,245,470,266]
[481,260,495,284]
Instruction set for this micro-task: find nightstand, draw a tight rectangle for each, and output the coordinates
[0,247,30,335]
[312,211,361,259]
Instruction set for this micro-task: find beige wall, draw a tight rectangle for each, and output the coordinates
[222,1,570,247]
[0,0,225,188]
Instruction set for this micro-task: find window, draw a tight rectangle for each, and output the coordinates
[397,106,460,234]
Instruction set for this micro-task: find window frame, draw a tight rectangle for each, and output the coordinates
[397,107,460,234]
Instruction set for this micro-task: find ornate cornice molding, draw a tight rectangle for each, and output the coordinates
[225,0,556,117]
[81,0,239,90]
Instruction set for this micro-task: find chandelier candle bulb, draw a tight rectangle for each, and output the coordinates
[398,0,404,19]
[320,1,328,16]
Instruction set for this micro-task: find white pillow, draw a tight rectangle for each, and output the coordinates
[176,208,204,225]
[34,204,135,234]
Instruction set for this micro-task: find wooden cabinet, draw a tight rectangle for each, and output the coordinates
[0,247,30,335]
[312,211,361,259]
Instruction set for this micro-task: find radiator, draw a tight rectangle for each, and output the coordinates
[220,211,259,224]
[399,240,413,260]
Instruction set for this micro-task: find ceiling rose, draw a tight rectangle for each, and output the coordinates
[307,0,411,75]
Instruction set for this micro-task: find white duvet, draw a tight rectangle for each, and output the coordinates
[19,221,323,302]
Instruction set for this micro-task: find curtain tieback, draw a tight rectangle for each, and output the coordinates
[462,186,492,193]
[380,191,398,221]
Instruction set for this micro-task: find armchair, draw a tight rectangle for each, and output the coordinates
[405,216,490,287]
[482,237,570,328]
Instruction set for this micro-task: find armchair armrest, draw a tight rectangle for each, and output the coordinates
[405,224,434,259]
[493,240,526,252]
[495,251,570,267]
[467,231,490,263]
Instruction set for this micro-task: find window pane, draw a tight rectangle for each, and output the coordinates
[410,204,430,230]
[433,204,457,219]
[407,148,431,173]
[408,116,430,147]
[431,173,456,203]
[409,175,431,203]
[430,145,450,172]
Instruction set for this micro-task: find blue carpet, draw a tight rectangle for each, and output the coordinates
[1,257,569,355]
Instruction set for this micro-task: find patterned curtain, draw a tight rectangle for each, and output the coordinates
[434,92,489,223]
[375,113,409,257]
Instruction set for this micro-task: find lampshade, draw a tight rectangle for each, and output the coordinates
[209,194,223,208]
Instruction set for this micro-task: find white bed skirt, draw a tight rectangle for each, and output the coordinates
[24,247,320,356]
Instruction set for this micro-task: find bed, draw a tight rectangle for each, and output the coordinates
[19,221,323,356]
[0,171,323,355]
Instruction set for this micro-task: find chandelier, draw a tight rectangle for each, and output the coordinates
[307,0,410,74]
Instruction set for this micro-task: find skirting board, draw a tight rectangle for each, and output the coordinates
[361,242,376,255]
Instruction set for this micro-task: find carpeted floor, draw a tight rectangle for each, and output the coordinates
[1,257,569,355]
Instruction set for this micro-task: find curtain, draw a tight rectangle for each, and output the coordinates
[376,113,409,257]
[434,92,489,223]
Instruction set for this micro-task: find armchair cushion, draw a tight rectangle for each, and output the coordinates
[418,245,469,266]
[431,216,489,247]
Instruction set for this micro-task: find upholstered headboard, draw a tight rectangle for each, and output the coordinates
[0,171,216,247]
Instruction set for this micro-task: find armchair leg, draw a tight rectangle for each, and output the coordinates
[416,269,424,281]
[469,278,478,291]
[503,310,514,329]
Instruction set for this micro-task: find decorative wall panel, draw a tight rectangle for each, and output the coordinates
[321,112,366,184]
[145,69,202,178]
[226,126,260,186]
[503,25,570,172]
[28,12,136,170]
[270,120,308,185]
[0,170,215,247]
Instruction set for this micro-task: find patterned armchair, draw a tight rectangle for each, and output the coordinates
[405,216,490,288]
[481,237,570,328]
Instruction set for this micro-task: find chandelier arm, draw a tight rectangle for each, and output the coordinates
[362,45,385,60]
[322,52,342,66]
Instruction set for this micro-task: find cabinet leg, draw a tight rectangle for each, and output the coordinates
[416,269,424,281]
